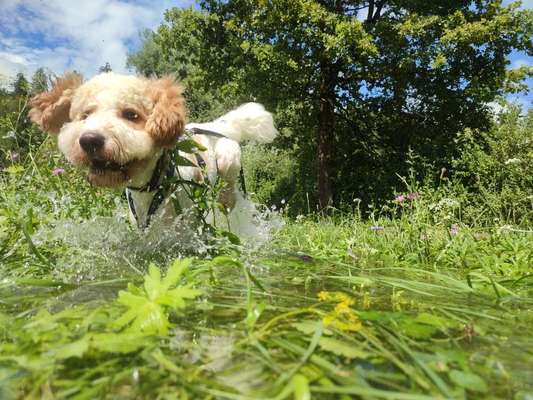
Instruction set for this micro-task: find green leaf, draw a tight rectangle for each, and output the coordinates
[159,286,202,307]
[293,320,332,336]
[144,263,163,300]
[357,311,389,321]
[151,349,182,374]
[175,138,207,153]
[449,370,488,393]
[206,256,242,268]
[292,374,310,400]
[15,278,76,288]
[2,355,54,371]
[132,300,170,335]
[400,320,438,339]
[415,312,449,327]
[114,259,201,335]
[91,333,149,354]
[52,336,90,359]
[174,154,198,167]
[113,307,139,330]
[161,258,192,290]
[319,337,370,360]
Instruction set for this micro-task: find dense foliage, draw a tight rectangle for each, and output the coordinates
[450,105,533,225]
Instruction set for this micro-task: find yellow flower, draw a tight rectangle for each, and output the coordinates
[320,292,362,332]
[323,313,362,332]
[318,291,330,301]
[334,301,351,314]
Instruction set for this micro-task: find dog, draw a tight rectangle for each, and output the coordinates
[29,72,278,229]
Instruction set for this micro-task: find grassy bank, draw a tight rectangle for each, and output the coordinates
[1,136,532,399]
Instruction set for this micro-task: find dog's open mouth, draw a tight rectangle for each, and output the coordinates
[86,158,133,187]
[84,156,151,188]
[89,159,128,174]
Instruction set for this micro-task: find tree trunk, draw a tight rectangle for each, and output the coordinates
[317,62,336,210]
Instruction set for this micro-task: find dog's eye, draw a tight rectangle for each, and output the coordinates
[122,109,140,122]
[81,111,92,120]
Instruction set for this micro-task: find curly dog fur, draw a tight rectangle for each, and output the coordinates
[30,72,278,227]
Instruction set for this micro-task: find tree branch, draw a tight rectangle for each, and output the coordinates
[367,0,375,22]
[372,0,386,22]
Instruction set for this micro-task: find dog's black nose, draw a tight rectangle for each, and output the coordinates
[79,131,105,154]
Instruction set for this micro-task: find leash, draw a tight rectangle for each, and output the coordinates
[125,128,247,229]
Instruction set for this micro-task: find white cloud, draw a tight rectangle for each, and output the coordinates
[0,0,195,82]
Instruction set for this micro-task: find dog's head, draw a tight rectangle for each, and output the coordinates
[29,72,186,187]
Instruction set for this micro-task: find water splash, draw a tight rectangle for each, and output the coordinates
[214,192,284,250]
[34,196,282,282]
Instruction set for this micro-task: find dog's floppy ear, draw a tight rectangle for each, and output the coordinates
[146,77,186,147]
[29,73,83,134]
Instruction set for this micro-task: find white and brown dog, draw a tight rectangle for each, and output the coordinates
[29,72,277,229]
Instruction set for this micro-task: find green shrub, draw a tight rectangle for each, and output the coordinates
[241,143,296,208]
[449,105,533,225]
[0,95,44,168]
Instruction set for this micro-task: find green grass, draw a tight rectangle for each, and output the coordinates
[1,138,532,399]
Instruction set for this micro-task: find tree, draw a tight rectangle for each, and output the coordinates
[127,30,175,78]
[30,67,49,94]
[12,72,29,96]
[133,1,533,210]
[98,62,112,73]
[128,20,242,121]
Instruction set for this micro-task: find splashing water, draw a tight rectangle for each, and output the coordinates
[211,192,284,250]
[34,195,282,282]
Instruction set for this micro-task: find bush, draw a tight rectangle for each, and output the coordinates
[0,94,44,169]
[449,104,533,225]
[241,144,296,208]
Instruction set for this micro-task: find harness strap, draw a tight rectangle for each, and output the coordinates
[126,152,168,192]
[239,167,247,194]
[126,189,137,221]
[195,152,206,169]
[187,127,228,138]
[126,151,176,228]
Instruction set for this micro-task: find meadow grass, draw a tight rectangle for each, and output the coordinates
[1,138,532,399]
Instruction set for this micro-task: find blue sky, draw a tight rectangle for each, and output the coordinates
[0,0,196,80]
[0,0,531,108]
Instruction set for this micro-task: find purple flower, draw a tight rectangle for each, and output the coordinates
[10,152,20,161]
[52,167,65,176]
[370,225,384,231]
[406,192,419,201]
[395,194,406,203]
[450,224,460,236]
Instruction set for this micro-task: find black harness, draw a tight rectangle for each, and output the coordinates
[125,128,246,228]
